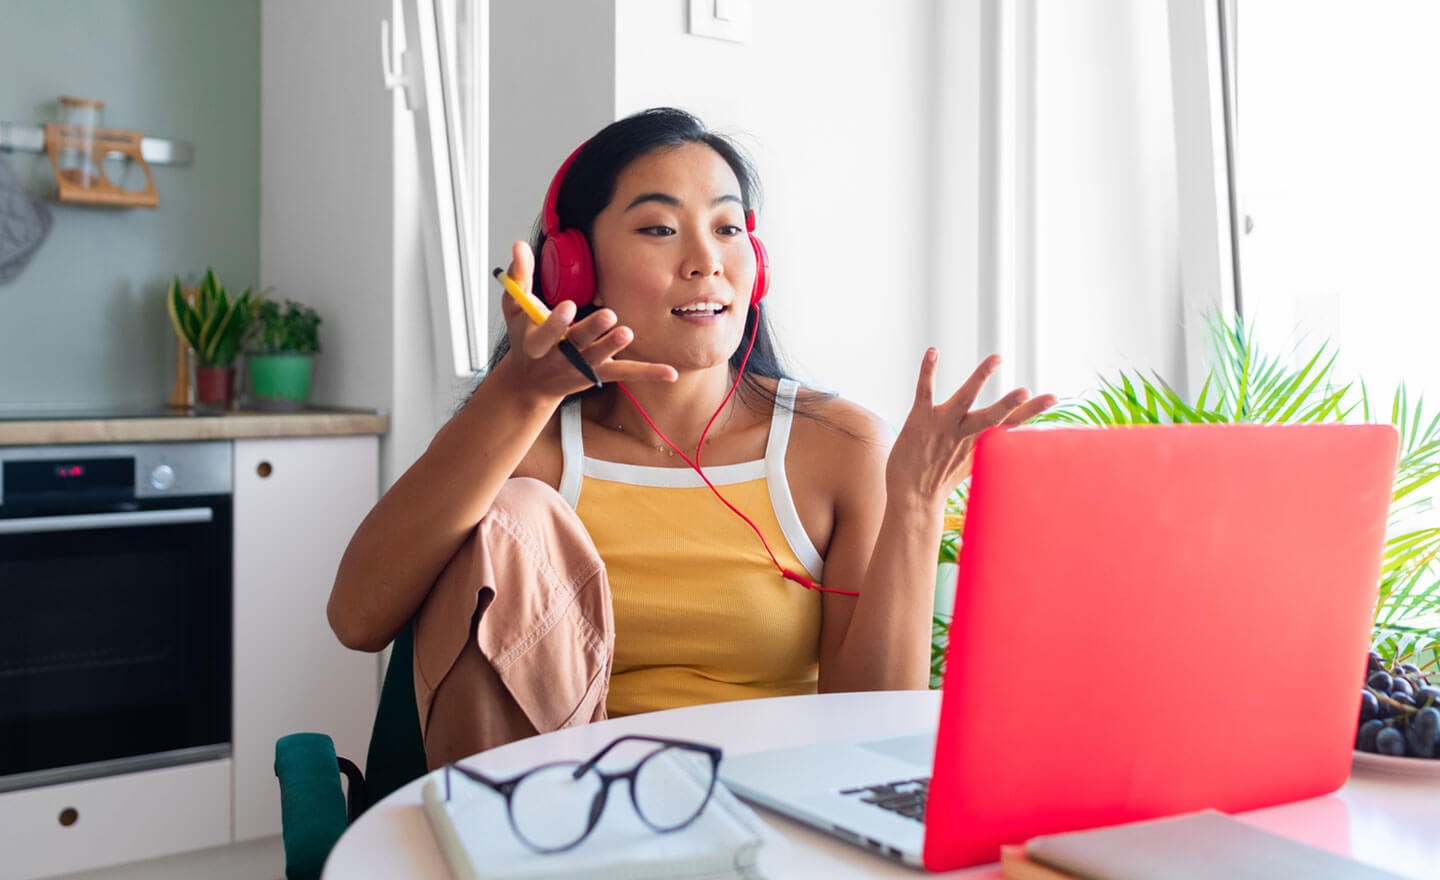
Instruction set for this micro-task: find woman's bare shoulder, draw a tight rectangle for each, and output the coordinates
[794,389,895,452]
[785,390,891,554]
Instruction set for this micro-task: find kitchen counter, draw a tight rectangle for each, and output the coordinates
[0,406,389,446]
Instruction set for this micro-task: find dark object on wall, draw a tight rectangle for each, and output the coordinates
[0,155,52,285]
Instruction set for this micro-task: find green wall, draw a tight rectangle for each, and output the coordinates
[0,0,259,409]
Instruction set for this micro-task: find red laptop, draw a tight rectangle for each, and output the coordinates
[721,423,1398,870]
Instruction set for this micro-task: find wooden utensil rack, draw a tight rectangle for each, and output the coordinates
[0,120,194,208]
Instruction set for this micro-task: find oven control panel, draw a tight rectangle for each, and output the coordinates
[0,441,232,507]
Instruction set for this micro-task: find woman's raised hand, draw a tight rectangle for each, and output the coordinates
[887,349,1056,504]
[497,241,677,400]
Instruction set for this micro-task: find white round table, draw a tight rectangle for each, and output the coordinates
[324,691,1439,879]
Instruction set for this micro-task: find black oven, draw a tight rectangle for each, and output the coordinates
[0,441,232,792]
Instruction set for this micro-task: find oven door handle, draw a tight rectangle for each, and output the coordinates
[0,507,214,534]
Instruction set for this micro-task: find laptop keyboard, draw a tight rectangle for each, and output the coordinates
[840,776,930,823]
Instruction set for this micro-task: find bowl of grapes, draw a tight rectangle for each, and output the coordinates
[1353,651,1440,776]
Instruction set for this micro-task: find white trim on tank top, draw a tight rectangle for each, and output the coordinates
[557,379,824,579]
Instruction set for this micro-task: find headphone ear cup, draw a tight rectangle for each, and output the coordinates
[749,232,770,306]
[538,229,597,308]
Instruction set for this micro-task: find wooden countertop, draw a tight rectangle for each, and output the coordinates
[0,408,389,446]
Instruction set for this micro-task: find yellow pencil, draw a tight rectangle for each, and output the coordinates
[491,268,602,388]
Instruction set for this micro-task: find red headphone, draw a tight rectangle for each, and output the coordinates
[538,142,771,310]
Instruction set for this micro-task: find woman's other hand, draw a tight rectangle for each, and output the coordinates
[888,349,1056,505]
[495,241,677,400]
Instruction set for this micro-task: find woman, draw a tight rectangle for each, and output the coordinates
[328,108,1053,767]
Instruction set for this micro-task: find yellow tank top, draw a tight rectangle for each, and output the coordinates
[559,379,823,717]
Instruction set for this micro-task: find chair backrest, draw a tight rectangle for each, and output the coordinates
[276,622,430,880]
[360,621,428,813]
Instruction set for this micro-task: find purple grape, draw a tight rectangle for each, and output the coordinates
[1368,671,1393,693]
[1360,689,1379,722]
[1417,687,1440,709]
[1357,719,1385,752]
[1376,727,1407,756]
[1406,707,1440,758]
[1391,676,1415,698]
[1368,652,1385,672]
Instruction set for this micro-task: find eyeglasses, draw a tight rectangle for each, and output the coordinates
[442,734,723,854]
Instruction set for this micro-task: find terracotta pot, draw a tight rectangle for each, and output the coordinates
[194,365,236,411]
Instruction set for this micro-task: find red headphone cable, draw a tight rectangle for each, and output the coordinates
[616,303,859,597]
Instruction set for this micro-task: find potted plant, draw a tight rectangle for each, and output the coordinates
[930,314,1440,687]
[246,295,322,411]
[167,268,253,410]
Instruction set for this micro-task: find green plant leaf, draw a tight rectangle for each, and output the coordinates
[169,268,255,366]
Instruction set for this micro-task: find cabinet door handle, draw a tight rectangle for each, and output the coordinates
[0,507,213,535]
[257,461,273,478]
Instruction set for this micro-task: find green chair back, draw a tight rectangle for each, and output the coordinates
[362,621,428,811]
[275,621,427,879]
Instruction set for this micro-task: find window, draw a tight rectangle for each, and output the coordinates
[397,0,488,378]
[1233,1,1440,409]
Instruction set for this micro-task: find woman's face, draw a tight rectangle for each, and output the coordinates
[588,142,755,371]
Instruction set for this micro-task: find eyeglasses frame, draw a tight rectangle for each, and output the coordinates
[442,734,724,854]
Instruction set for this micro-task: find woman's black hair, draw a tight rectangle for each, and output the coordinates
[484,107,822,417]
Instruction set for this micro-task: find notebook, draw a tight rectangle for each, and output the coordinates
[1020,808,1405,879]
[720,423,1398,871]
[422,747,780,879]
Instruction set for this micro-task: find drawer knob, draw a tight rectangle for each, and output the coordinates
[59,807,78,827]
[257,461,273,478]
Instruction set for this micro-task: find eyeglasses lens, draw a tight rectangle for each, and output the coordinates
[509,763,604,852]
[633,747,716,831]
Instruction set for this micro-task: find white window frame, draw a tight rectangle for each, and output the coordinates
[398,0,489,381]
[1167,0,1243,397]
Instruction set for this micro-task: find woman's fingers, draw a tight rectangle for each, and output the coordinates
[579,321,676,383]
[940,354,1002,416]
[563,309,619,349]
[506,241,535,289]
[1003,393,1058,426]
[519,299,576,359]
[910,347,939,414]
[598,360,679,384]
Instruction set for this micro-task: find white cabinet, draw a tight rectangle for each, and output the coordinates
[232,435,381,841]
[0,759,232,879]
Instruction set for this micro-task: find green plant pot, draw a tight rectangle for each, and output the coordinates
[249,352,314,411]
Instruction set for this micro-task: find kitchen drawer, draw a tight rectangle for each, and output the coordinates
[0,758,232,880]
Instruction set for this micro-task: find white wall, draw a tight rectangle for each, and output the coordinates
[1031,0,1185,400]
[261,0,394,418]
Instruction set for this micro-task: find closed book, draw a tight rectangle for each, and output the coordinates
[1024,810,1404,880]
[1000,845,1082,880]
[421,749,776,880]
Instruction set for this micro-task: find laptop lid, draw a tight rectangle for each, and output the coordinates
[923,423,1397,870]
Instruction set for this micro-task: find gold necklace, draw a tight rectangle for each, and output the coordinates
[613,423,686,457]
[609,398,737,457]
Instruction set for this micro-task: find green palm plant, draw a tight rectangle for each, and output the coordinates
[166,268,254,367]
[930,314,1440,687]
